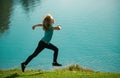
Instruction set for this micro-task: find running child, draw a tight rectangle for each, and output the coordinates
[21,14,62,72]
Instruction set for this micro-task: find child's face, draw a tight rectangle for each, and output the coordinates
[51,17,54,24]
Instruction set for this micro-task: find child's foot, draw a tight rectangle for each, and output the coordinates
[21,62,26,72]
[52,62,62,66]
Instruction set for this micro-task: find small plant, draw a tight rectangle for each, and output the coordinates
[65,64,94,72]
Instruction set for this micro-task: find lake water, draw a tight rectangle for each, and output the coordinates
[0,0,120,72]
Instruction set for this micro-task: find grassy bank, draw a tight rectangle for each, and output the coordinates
[0,64,120,78]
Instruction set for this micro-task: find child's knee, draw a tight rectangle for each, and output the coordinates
[54,47,58,53]
[56,47,59,52]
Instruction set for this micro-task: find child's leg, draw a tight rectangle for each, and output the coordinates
[45,43,58,63]
[24,41,45,65]
[45,43,62,66]
[21,41,46,72]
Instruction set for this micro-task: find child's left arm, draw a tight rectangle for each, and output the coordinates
[32,24,43,30]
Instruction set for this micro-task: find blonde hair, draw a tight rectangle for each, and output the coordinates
[42,14,53,31]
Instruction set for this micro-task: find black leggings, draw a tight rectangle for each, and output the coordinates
[24,41,58,65]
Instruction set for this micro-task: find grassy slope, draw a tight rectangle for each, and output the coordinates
[0,64,120,78]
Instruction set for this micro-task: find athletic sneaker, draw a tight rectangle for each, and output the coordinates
[21,62,26,72]
[52,62,62,66]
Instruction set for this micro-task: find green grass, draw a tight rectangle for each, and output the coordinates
[0,64,120,78]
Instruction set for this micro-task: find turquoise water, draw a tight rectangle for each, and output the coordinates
[0,0,120,72]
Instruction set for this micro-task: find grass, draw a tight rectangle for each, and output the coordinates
[0,64,120,78]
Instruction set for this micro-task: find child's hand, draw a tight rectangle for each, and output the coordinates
[32,26,35,30]
[58,25,61,30]
[57,25,61,30]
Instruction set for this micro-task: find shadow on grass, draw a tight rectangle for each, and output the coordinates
[27,72,44,76]
[5,72,43,78]
[5,73,19,78]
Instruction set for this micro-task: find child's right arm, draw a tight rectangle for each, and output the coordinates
[53,25,61,30]
[32,24,43,30]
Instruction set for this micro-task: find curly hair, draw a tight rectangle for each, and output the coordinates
[42,14,53,31]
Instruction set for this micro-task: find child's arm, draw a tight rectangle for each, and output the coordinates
[32,24,43,30]
[53,25,61,30]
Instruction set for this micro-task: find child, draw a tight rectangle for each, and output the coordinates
[21,14,62,72]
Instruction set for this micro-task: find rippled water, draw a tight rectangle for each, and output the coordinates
[0,0,120,72]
